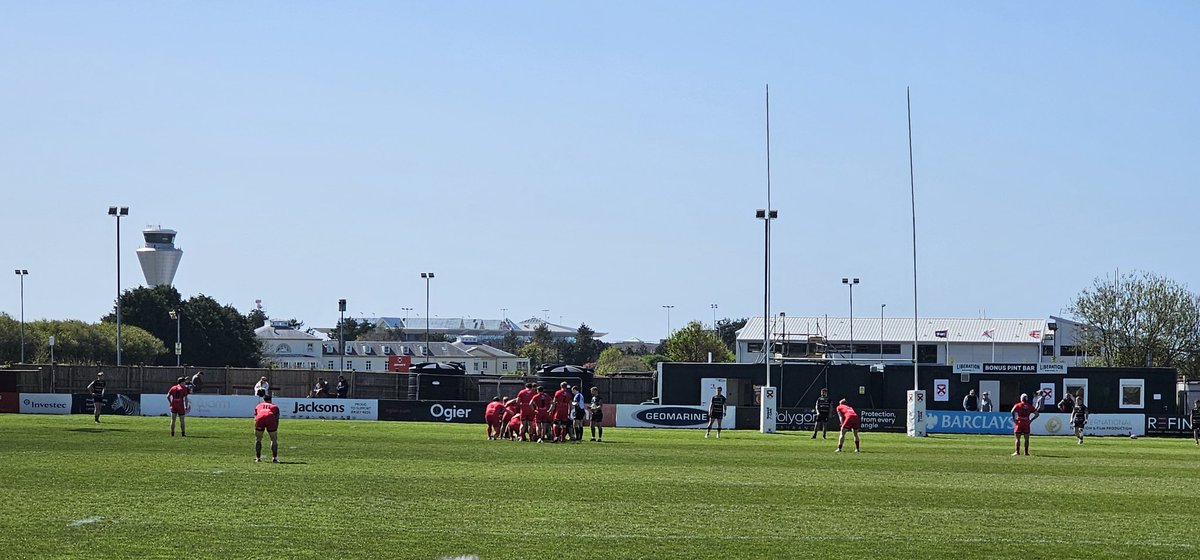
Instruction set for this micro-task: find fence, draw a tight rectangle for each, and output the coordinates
[1,364,657,403]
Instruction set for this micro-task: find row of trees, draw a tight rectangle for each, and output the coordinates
[1069,271,1200,378]
[0,315,165,365]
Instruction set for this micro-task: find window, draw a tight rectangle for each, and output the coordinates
[747,343,763,353]
[306,343,314,352]
[473,362,479,371]
[1042,345,1054,357]
[327,361,335,370]
[1059,345,1084,357]
[365,360,372,370]
[502,361,509,372]
[1119,379,1145,409]
[482,362,488,370]
[1064,378,1088,406]
[346,360,353,371]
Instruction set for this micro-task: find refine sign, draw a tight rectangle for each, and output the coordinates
[19,393,72,414]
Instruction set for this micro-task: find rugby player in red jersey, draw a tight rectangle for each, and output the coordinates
[167,376,190,437]
[506,413,523,441]
[531,386,552,442]
[485,396,506,440]
[835,398,861,453]
[516,382,536,442]
[500,398,520,440]
[254,394,281,463]
[552,382,572,442]
[1011,393,1039,456]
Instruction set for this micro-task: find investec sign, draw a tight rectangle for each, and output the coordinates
[615,404,737,429]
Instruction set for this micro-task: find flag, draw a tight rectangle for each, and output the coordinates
[934,330,948,338]
[982,329,994,339]
[1028,330,1042,339]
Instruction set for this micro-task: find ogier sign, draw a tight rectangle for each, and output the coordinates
[614,404,737,429]
[275,398,378,421]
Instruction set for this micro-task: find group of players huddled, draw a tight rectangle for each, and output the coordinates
[484,382,606,443]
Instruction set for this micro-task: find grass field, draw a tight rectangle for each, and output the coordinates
[0,415,1196,559]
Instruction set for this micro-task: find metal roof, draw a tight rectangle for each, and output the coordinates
[738,317,1049,344]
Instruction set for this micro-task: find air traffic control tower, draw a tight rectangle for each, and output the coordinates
[136,226,183,286]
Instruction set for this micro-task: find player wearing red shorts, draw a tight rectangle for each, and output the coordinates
[485,397,505,440]
[254,394,281,463]
[835,399,860,453]
[167,376,190,437]
[516,383,536,442]
[531,386,552,443]
[506,413,523,441]
[500,398,520,440]
[551,382,572,442]
[1011,393,1039,456]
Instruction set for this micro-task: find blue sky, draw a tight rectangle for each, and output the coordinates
[2,2,1198,342]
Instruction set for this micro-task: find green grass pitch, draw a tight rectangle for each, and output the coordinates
[0,415,1195,559]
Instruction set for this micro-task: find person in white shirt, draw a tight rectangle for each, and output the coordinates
[254,376,270,398]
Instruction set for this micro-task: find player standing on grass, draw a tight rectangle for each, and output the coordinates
[484,397,505,440]
[704,386,726,439]
[167,376,190,437]
[835,398,861,453]
[254,394,281,463]
[532,386,552,443]
[1011,393,1039,456]
[812,388,831,439]
[1191,400,1200,445]
[87,371,106,423]
[517,382,536,442]
[552,382,572,442]
[1070,393,1089,445]
[571,386,586,442]
[589,386,604,442]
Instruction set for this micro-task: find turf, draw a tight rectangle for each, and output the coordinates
[0,415,1195,559]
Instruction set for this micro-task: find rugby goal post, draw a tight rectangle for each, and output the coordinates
[906,389,927,437]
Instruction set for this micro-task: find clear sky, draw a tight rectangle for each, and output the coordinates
[3,1,1198,343]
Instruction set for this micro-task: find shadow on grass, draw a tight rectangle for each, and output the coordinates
[274,460,308,465]
[67,427,131,433]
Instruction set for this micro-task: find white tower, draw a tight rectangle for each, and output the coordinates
[136,226,183,286]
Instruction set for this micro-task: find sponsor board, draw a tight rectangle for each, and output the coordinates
[19,393,72,414]
[276,398,377,420]
[1146,416,1196,437]
[72,394,141,416]
[925,411,1145,436]
[0,392,18,414]
[614,404,737,429]
[954,363,1069,374]
[140,394,259,418]
[775,408,905,432]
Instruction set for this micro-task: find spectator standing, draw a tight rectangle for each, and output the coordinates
[963,389,979,412]
[1034,390,1047,413]
[190,371,204,394]
[979,391,994,412]
[1057,392,1075,413]
[254,376,270,398]
[336,375,349,399]
[313,378,330,398]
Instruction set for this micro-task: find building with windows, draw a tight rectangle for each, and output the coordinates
[736,316,1087,366]
[256,321,324,369]
[319,336,530,375]
[362,317,604,342]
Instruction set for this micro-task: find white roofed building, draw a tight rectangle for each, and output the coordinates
[736,316,1086,367]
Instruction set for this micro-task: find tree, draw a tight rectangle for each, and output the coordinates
[179,294,262,367]
[360,326,406,341]
[247,307,268,329]
[0,314,166,365]
[1068,271,1200,377]
[519,340,560,371]
[498,330,522,354]
[328,318,373,343]
[716,317,748,354]
[594,346,651,375]
[660,320,735,363]
[566,323,605,365]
